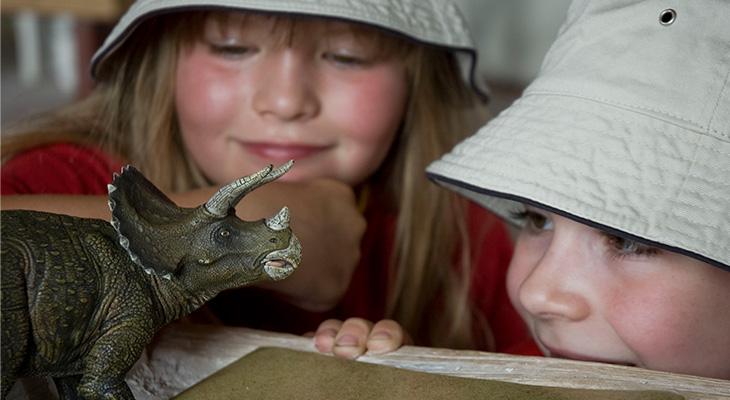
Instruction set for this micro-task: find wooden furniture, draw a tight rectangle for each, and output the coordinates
[124,324,730,400]
[1,0,130,21]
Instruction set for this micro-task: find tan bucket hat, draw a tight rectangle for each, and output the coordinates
[90,0,487,99]
[427,0,730,271]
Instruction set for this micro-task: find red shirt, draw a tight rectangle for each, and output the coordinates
[1,143,122,195]
[1,143,540,355]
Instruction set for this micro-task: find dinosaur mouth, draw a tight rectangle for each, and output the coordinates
[263,259,295,280]
[261,235,302,281]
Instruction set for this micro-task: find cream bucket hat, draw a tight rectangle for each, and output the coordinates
[427,0,730,271]
[90,0,486,99]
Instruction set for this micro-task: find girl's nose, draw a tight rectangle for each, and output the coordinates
[517,244,591,322]
[252,52,320,121]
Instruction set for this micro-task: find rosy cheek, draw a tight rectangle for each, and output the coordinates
[175,51,242,134]
[333,68,407,144]
[605,275,706,370]
[610,292,669,347]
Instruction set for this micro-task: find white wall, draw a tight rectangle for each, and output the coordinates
[454,0,572,85]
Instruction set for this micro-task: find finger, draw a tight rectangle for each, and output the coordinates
[313,319,343,353]
[332,318,373,360]
[366,319,408,355]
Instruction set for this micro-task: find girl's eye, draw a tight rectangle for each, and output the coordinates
[208,43,257,59]
[511,210,553,232]
[604,234,659,258]
[323,52,370,67]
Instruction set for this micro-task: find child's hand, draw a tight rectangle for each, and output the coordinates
[312,318,412,359]
[248,179,366,311]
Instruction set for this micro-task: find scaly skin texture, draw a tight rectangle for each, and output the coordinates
[1,163,301,400]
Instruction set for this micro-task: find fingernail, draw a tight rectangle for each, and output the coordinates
[366,343,390,355]
[369,331,392,341]
[335,334,358,347]
[319,328,338,337]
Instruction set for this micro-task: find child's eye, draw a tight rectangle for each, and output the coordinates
[208,43,257,59]
[511,210,553,232]
[323,52,370,67]
[603,234,660,258]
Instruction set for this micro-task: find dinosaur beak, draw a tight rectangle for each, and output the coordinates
[262,234,301,281]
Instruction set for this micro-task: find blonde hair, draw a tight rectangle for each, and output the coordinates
[2,11,493,350]
[383,44,493,349]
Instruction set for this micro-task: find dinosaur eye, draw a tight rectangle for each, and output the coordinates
[269,238,278,244]
[220,229,230,237]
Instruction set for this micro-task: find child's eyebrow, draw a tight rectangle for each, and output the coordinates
[523,204,547,214]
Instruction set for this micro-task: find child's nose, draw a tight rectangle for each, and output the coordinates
[252,53,320,121]
[517,245,591,323]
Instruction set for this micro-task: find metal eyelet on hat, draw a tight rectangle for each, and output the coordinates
[659,9,676,26]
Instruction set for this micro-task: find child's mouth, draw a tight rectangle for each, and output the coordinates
[242,141,329,162]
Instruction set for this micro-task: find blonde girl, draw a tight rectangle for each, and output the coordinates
[2,0,534,355]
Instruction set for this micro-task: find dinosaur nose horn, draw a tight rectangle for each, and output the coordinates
[205,161,294,217]
[266,207,290,231]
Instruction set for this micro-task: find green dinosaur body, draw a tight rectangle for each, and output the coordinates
[1,163,301,399]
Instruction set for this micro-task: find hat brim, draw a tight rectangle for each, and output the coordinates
[90,0,487,101]
[427,92,730,271]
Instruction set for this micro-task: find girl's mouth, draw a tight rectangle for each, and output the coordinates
[242,141,330,162]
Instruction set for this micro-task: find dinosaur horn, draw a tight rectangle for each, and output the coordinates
[266,206,290,231]
[204,161,294,217]
[205,165,273,217]
[256,160,294,187]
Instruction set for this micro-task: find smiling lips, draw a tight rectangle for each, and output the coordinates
[242,141,329,162]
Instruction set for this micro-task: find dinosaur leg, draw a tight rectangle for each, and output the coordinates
[0,376,16,400]
[0,310,25,399]
[76,328,149,400]
[0,363,18,400]
[54,375,82,400]
[1,249,31,400]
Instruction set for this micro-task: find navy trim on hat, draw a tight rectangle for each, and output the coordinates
[428,171,730,273]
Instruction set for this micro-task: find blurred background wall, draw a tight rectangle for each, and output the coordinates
[1,0,130,129]
[1,0,571,129]
[455,0,571,113]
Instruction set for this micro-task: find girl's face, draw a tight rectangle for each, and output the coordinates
[175,13,409,185]
[507,207,730,379]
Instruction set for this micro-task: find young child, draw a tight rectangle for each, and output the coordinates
[325,0,730,379]
[1,0,535,357]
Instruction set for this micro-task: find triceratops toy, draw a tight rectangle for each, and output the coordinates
[1,162,301,399]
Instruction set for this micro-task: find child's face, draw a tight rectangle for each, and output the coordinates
[506,207,730,379]
[175,13,409,185]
